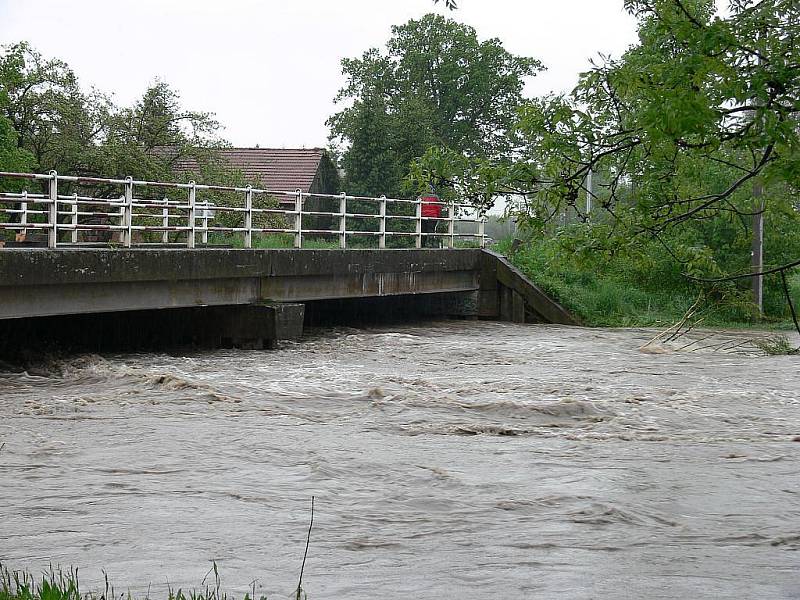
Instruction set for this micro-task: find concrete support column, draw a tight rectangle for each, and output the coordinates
[511,289,526,323]
[204,303,305,349]
[498,286,525,323]
[477,250,500,318]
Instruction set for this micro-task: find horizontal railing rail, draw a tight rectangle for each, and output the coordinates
[0,171,486,249]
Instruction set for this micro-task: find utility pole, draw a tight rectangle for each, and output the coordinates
[751,35,765,316]
[585,167,593,216]
[752,180,764,315]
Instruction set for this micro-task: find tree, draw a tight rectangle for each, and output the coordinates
[0,41,110,175]
[412,1,800,307]
[0,42,227,182]
[0,48,36,196]
[0,115,35,197]
[328,14,541,197]
[92,80,225,182]
[0,77,34,180]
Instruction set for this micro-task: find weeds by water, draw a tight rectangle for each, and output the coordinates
[2,565,87,600]
[0,564,271,600]
[753,334,799,355]
[1,497,317,600]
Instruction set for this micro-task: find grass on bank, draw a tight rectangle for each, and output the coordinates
[0,564,277,600]
[494,236,800,330]
[1,502,316,600]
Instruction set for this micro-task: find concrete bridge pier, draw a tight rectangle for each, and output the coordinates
[201,303,305,350]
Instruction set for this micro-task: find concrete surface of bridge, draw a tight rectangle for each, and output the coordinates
[0,248,577,351]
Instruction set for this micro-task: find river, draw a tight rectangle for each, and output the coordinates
[1,322,799,599]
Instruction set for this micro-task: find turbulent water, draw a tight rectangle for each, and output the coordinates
[1,322,799,599]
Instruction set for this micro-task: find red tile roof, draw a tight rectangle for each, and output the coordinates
[222,147,325,192]
[174,147,327,193]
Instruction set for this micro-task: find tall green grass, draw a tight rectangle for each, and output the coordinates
[0,564,272,600]
[497,236,800,329]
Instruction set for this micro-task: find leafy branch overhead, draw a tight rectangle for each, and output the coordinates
[411,0,800,277]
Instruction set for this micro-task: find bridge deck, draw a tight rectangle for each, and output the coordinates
[0,248,578,326]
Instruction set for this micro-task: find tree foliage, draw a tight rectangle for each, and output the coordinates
[412,0,800,281]
[0,41,104,175]
[0,42,228,183]
[328,14,541,197]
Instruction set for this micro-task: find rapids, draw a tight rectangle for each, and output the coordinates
[1,322,799,598]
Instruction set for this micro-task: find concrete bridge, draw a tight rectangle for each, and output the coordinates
[0,248,577,352]
[0,171,577,352]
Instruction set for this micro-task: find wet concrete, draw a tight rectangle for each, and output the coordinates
[0,249,577,324]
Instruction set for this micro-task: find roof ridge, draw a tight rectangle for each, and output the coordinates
[220,147,324,152]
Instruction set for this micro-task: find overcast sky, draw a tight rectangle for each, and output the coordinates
[1,0,639,149]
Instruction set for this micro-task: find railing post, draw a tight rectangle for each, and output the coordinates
[415,196,422,249]
[448,200,455,249]
[339,192,347,249]
[187,181,196,249]
[200,200,209,245]
[478,215,486,248]
[71,193,78,244]
[161,197,169,244]
[379,195,386,249]
[123,176,133,248]
[244,186,253,249]
[294,189,302,248]
[47,170,58,248]
[20,190,27,241]
[117,197,124,244]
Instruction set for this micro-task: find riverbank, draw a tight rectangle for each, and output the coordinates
[496,238,800,332]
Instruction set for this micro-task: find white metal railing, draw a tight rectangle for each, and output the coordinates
[0,171,486,249]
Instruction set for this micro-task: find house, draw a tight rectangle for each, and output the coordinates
[214,147,338,194]
[173,147,339,206]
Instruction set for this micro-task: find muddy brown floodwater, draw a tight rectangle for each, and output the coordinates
[1,322,799,599]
